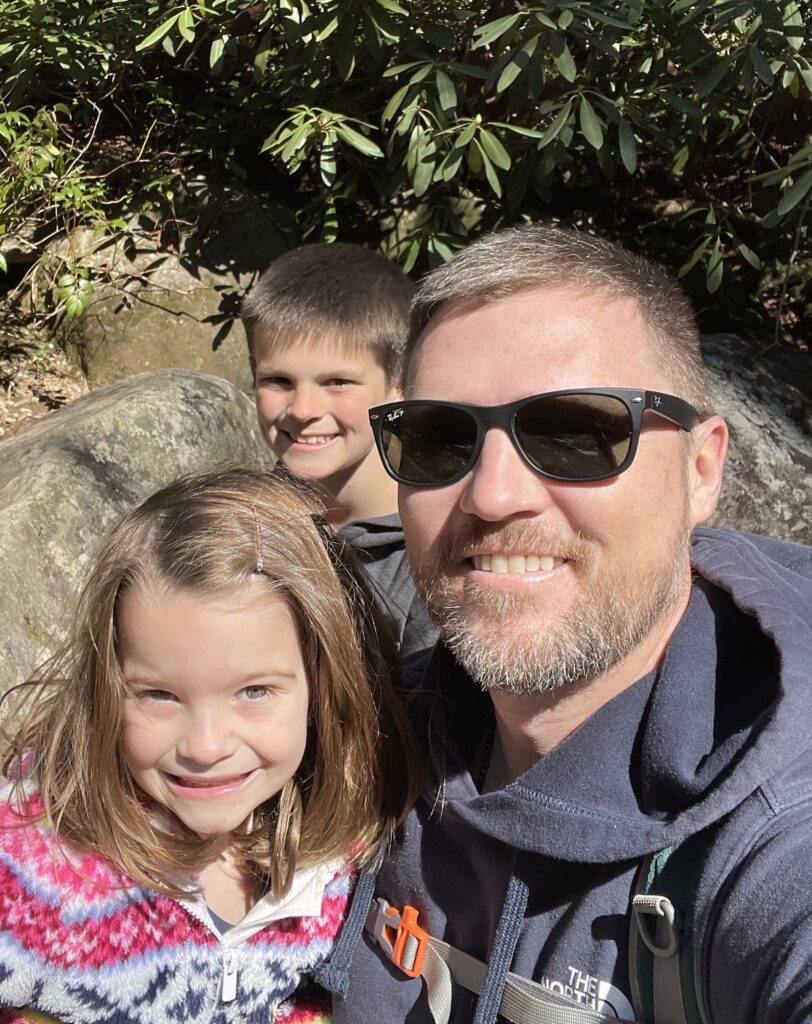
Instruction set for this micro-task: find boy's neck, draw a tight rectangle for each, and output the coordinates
[320,460,399,530]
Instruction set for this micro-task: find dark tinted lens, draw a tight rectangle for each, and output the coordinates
[515,394,632,480]
[379,403,478,484]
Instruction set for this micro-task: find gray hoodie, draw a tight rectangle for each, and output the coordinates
[340,513,438,659]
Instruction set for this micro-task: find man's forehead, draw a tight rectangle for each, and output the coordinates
[409,284,662,400]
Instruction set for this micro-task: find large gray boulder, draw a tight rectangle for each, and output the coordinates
[702,333,811,542]
[0,370,274,699]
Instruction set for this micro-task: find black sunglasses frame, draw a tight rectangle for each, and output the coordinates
[369,388,700,487]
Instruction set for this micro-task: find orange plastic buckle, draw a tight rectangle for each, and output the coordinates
[371,899,429,979]
[391,905,429,979]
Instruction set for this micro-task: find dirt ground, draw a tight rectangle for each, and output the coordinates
[0,343,88,442]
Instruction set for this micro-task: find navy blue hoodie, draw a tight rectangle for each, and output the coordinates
[321,527,812,1023]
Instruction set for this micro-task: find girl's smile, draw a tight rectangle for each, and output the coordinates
[164,769,262,800]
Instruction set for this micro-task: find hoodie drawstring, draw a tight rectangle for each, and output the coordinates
[472,862,529,1024]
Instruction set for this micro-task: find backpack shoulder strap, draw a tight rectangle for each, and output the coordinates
[629,824,723,1024]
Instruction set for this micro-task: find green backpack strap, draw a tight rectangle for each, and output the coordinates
[628,825,722,1024]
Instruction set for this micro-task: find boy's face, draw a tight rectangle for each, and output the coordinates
[253,334,398,493]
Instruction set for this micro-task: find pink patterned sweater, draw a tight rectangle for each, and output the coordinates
[0,779,353,1024]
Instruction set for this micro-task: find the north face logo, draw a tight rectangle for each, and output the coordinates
[540,966,635,1021]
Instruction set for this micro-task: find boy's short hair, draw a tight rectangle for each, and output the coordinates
[241,242,414,384]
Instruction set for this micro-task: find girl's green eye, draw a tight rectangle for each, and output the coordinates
[242,685,270,700]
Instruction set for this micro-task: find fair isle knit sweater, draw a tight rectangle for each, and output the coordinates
[0,779,353,1024]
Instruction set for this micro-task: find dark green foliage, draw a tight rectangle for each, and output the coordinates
[0,1,810,338]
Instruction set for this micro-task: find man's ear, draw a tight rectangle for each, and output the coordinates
[688,415,728,527]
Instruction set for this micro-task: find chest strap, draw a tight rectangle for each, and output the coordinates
[365,898,626,1024]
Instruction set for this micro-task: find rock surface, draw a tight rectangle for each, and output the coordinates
[32,188,297,393]
[0,370,274,700]
[702,333,811,543]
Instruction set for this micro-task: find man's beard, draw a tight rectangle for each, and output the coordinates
[412,518,691,696]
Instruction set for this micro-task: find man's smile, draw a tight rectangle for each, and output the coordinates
[470,554,567,574]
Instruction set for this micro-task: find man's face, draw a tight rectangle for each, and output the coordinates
[400,284,704,695]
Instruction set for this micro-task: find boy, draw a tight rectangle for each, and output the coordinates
[241,242,436,657]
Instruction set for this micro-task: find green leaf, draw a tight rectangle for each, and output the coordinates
[439,148,464,182]
[672,145,690,175]
[472,13,522,49]
[436,70,457,114]
[177,7,195,43]
[322,201,338,243]
[481,150,502,197]
[493,121,547,139]
[551,33,576,83]
[209,37,225,69]
[382,84,411,124]
[334,123,384,158]
[467,139,482,174]
[478,128,511,169]
[558,9,574,29]
[532,10,558,30]
[457,121,478,146]
[737,243,761,270]
[697,57,732,98]
[539,101,573,148]
[706,241,723,293]
[579,96,604,150]
[497,35,539,93]
[254,27,274,74]
[135,12,181,51]
[749,45,774,85]
[678,237,710,278]
[402,238,420,274]
[412,138,436,196]
[777,168,812,215]
[377,0,408,14]
[320,132,337,187]
[618,119,637,174]
[383,61,427,78]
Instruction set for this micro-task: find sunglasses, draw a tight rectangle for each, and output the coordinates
[369,388,700,487]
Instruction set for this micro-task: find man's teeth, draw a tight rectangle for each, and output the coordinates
[472,554,564,573]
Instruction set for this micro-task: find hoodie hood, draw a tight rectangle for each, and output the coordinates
[339,513,404,555]
[417,527,812,865]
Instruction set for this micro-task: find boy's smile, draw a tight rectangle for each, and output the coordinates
[253,337,399,523]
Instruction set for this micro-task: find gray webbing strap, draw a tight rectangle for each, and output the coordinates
[366,898,626,1024]
[631,893,687,1024]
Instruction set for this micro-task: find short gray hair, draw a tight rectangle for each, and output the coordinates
[406,225,712,412]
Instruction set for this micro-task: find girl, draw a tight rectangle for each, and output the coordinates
[0,468,422,1024]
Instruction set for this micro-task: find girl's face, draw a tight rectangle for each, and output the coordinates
[120,582,309,837]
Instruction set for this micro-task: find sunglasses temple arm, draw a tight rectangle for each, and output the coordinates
[644,392,701,431]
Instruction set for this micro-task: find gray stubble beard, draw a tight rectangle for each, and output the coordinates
[414,524,692,697]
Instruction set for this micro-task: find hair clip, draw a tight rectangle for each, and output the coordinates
[251,505,265,573]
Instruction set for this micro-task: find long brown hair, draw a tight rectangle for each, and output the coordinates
[4,469,422,898]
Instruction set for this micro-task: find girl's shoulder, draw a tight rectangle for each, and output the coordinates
[0,773,137,903]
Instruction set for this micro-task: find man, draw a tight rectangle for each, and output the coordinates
[321,226,812,1024]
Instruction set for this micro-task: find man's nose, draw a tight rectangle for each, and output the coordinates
[457,427,556,522]
[287,384,324,422]
[175,709,236,766]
